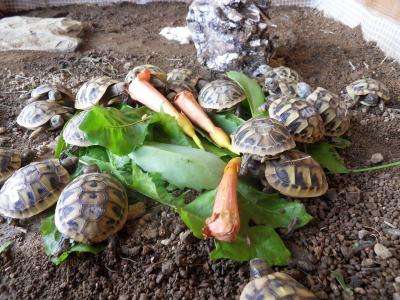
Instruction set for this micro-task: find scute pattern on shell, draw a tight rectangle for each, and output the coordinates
[0,149,21,185]
[307,87,350,137]
[269,97,325,143]
[231,117,295,157]
[276,78,298,97]
[75,77,118,110]
[125,64,167,84]
[198,79,245,111]
[63,111,92,147]
[346,78,390,101]
[240,272,317,300]
[0,159,69,219]
[17,101,70,129]
[271,66,300,81]
[167,68,196,86]
[264,150,328,198]
[55,173,128,244]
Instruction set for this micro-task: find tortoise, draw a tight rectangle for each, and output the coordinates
[125,64,167,92]
[297,81,313,99]
[268,97,325,144]
[270,66,300,81]
[62,111,93,147]
[166,68,208,92]
[264,150,328,198]
[55,165,129,244]
[0,157,77,219]
[346,78,390,111]
[17,100,74,140]
[0,148,35,185]
[306,87,350,137]
[75,76,126,110]
[240,258,317,300]
[198,79,246,112]
[264,77,298,99]
[28,84,74,107]
[231,116,296,175]
[165,80,198,102]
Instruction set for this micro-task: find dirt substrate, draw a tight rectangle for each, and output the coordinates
[0,3,400,300]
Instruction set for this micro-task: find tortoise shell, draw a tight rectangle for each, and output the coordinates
[346,78,390,102]
[264,150,328,198]
[166,68,199,88]
[269,97,325,143]
[17,101,70,129]
[62,111,93,147]
[307,87,350,137]
[167,80,197,95]
[0,148,22,185]
[198,79,245,112]
[31,84,74,101]
[240,271,317,300]
[231,117,295,157]
[125,64,167,84]
[75,77,119,110]
[0,159,70,219]
[55,172,128,244]
[264,66,300,81]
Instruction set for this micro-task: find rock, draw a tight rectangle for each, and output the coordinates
[393,293,400,300]
[370,153,384,164]
[0,127,6,134]
[160,238,171,246]
[161,261,174,275]
[385,228,400,237]
[179,230,197,244]
[159,26,192,44]
[187,0,273,73]
[374,243,392,259]
[138,294,149,300]
[143,228,158,240]
[345,186,361,204]
[358,229,369,240]
[0,17,82,52]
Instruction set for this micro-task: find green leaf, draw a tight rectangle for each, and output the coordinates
[54,133,67,159]
[51,243,105,266]
[210,113,245,134]
[129,142,226,190]
[330,137,352,149]
[79,105,150,156]
[227,71,267,118]
[0,240,13,253]
[332,270,353,295]
[305,142,349,174]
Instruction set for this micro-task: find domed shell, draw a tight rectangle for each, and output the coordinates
[269,97,325,143]
[198,79,245,111]
[307,87,350,137]
[277,78,298,97]
[0,148,22,185]
[17,101,70,129]
[0,159,70,219]
[240,271,317,300]
[75,77,118,110]
[231,117,295,157]
[55,172,129,244]
[125,64,167,84]
[273,66,300,81]
[31,84,74,100]
[167,80,197,95]
[346,78,390,101]
[265,150,328,198]
[62,111,93,147]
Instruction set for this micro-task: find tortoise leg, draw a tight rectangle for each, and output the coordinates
[127,202,146,220]
[239,153,251,176]
[54,235,70,257]
[29,127,44,140]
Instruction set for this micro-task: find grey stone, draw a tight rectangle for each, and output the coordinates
[374,243,392,259]
[358,229,369,240]
[370,153,384,164]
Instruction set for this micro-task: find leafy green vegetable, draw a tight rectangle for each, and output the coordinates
[52,243,105,266]
[54,133,67,158]
[305,142,348,174]
[210,113,245,134]
[178,181,312,265]
[332,270,353,295]
[227,71,266,118]
[0,240,13,253]
[130,142,226,190]
[79,105,150,156]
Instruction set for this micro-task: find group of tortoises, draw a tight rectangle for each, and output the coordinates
[0,63,391,299]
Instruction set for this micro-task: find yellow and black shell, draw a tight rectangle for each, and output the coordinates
[264,150,328,198]
[231,117,295,157]
[0,159,70,219]
[166,68,199,89]
[55,172,129,244]
[0,148,22,185]
[264,66,300,81]
[306,87,350,137]
[240,271,317,300]
[75,77,119,110]
[16,101,71,130]
[62,111,93,147]
[277,78,298,97]
[269,97,325,143]
[346,78,390,106]
[198,79,245,112]
[125,64,167,84]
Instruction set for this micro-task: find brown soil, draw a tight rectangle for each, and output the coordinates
[1,3,400,300]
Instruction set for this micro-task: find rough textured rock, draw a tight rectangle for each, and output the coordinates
[186,0,273,74]
[0,17,82,52]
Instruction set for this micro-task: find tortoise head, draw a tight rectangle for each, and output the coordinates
[60,156,78,174]
[20,150,36,166]
[249,258,272,279]
[83,164,100,174]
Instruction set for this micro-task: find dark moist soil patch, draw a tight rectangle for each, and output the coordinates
[1,3,400,300]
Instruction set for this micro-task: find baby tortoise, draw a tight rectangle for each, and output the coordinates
[28,84,74,107]
[166,68,208,92]
[125,64,167,92]
[62,111,93,147]
[198,79,246,112]
[231,116,296,175]
[55,165,129,245]
[0,148,35,185]
[267,97,325,144]
[306,87,350,137]
[346,78,390,111]
[0,157,77,219]
[75,76,126,110]
[240,258,317,300]
[165,80,198,102]
[17,100,74,140]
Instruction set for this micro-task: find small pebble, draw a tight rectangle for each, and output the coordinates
[370,153,384,164]
[393,293,400,300]
[0,127,6,134]
[160,239,171,246]
[358,229,369,240]
[374,243,392,259]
